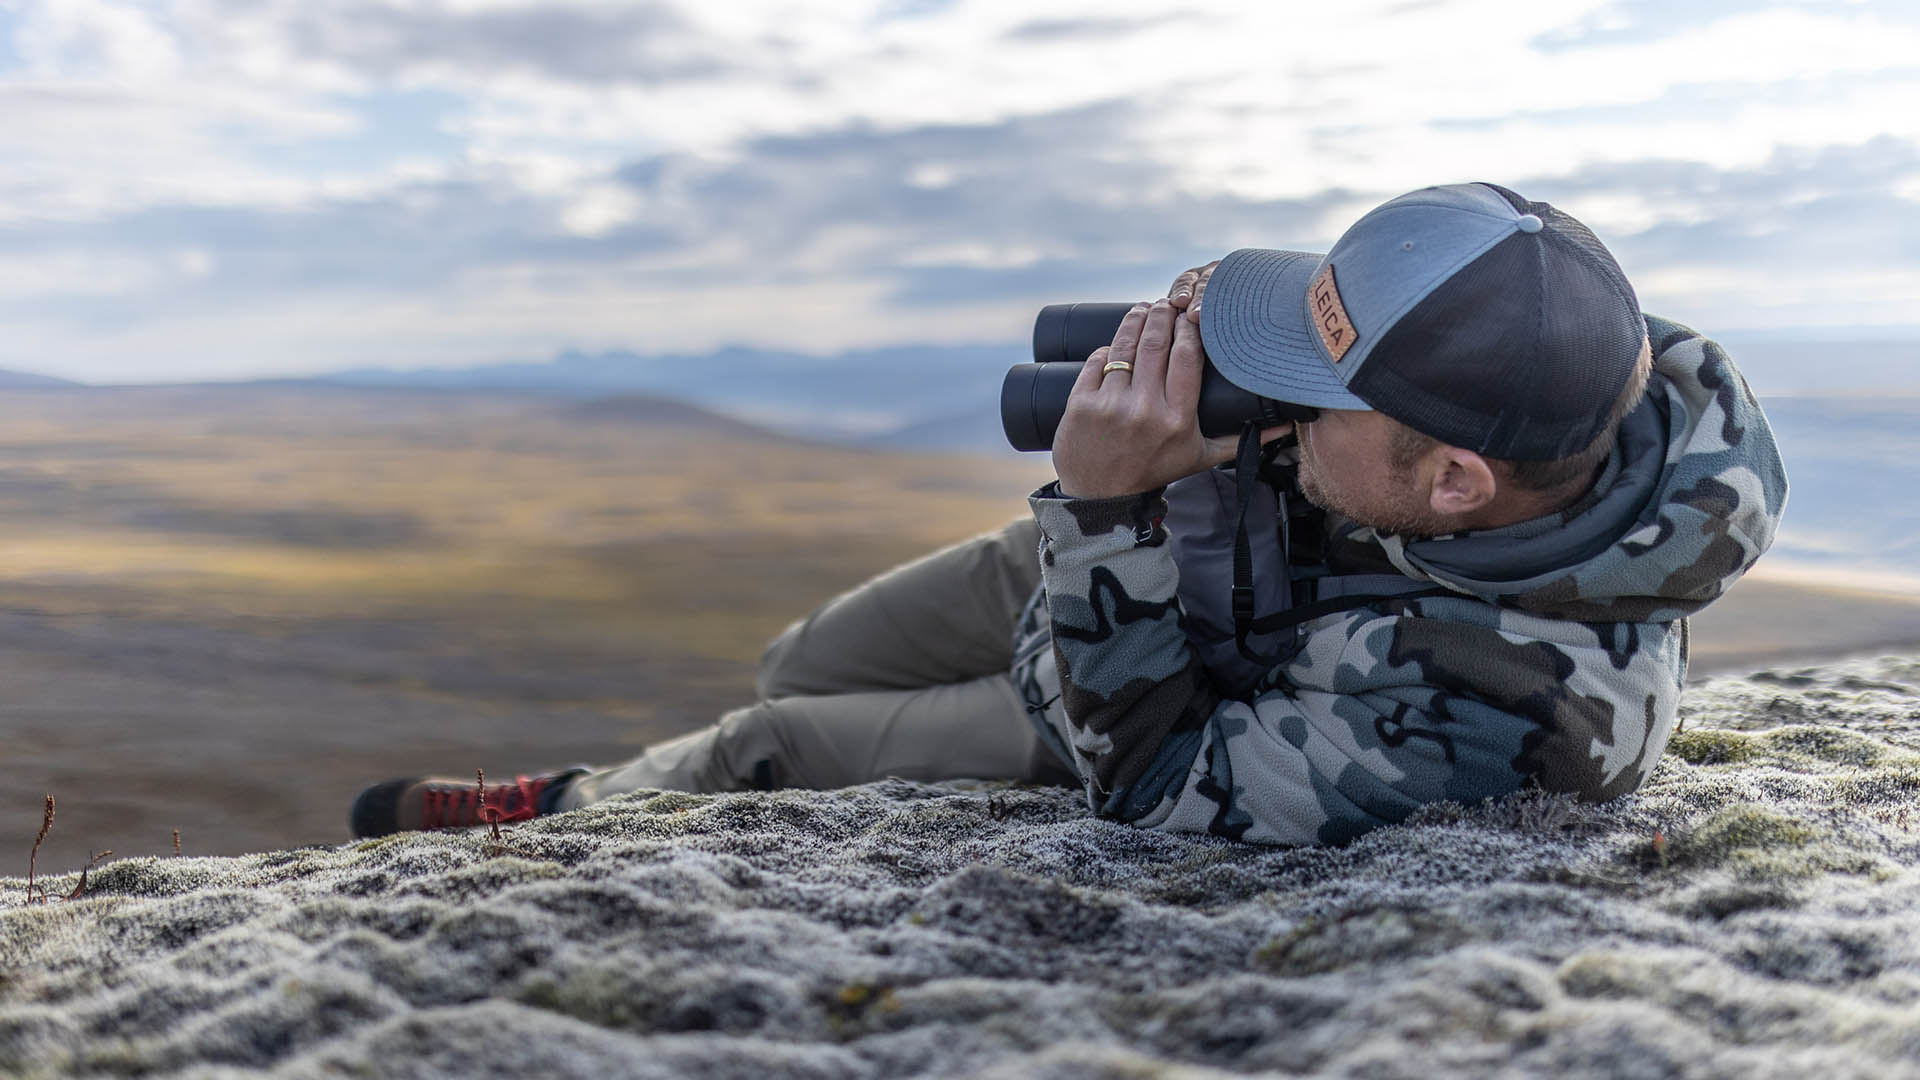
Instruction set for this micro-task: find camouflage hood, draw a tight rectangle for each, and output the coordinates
[1363,315,1788,624]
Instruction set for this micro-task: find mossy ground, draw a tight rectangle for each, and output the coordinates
[4,658,1920,1077]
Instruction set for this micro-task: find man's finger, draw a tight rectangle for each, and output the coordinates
[1198,433,1240,466]
[1199,422,1294,466]
[1169,268,1199,308]
[1131,299,1175,402]
[1185,259,1221,324]
[1071,344,1111,398]
[1106,302,1148,364]
[1165,306,1204,409]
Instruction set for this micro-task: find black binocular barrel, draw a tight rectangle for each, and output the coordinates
[1003,302,1318,452]
[1031,302,1139,367]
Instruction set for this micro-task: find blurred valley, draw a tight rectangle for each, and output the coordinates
[0,381,1051,872]
[2,366,1917,871]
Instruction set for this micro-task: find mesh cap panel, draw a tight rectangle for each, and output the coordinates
[1349,186,1647,460]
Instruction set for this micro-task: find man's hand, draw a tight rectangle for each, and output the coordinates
[1051,298,1286,499]
[1168,259,1221,324]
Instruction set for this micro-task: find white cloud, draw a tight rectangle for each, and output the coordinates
[1637,262,1920,332]
[1,0,1919,378]
[13,1,1920,214]
[896,242,1047,270]
[0,256,1028,380]
[0,248,172,295]
[15,0,183,79]
[557,182,642,236]
[174,247,214,277]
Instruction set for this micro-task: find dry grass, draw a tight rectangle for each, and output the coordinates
[0,385,1052,869]
[0,387,1050,665]
[26,795,52,904]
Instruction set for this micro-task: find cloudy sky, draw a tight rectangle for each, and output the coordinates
[2,0,1918,382]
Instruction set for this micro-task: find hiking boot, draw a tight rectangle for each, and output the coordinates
[350,767,588,838]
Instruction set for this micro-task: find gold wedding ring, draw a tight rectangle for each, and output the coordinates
[1101,360,1134,376]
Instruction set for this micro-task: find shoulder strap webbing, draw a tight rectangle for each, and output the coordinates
[1229,422,1454,665]
[1231,423,1282,663]
[1246,586,1453,637]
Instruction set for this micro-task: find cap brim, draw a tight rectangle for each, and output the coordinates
[1200,248,1373,411]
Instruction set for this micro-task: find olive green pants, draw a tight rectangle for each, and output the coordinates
[558,517,1069,807]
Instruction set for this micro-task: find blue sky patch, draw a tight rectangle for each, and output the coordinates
[265,89,466,174]
[874,0,959,22]
[1532,0,1918,52]
[0,9,21,72]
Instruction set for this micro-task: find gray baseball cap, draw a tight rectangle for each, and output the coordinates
[1199,182,1647,460]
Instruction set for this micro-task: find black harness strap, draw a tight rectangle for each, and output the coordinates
[1230,422,1269,663]
[1246,586,1454,636]
[1229,420,1454,665]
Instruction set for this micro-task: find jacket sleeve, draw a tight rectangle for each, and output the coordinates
[1031,484,1539,846]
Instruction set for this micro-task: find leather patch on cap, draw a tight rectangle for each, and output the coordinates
[1309,263,1357,363]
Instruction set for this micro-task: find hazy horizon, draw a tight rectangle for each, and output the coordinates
[3,325,1918,394]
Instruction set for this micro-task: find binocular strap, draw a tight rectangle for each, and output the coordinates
[1229,422,1450,667]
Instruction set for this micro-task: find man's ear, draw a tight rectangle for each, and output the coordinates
[1427,447,1497,518]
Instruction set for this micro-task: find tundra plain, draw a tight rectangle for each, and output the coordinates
[0,384,1907,873]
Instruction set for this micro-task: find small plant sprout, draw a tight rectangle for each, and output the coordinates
[24,798,116,904]
[477,769,504,842]
[65,850,114,901]
[28,795,54,905]
[473,767,530,859]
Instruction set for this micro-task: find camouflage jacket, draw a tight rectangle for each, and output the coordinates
[1012,317,1788,844]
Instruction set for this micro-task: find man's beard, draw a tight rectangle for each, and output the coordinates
[1295,452,1355,520]
[1297,430,1449,538]
[1297,459,1335,512]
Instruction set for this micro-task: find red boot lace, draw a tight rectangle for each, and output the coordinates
[420,774,549,831]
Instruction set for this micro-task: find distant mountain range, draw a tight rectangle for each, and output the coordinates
[5,334,1918,461]
[0,368,81,389]
[317,343,1025,455]
[307,342,1920,590]
[2,346,1918,591]
[559,392,824,445]
[309,335,1920,455]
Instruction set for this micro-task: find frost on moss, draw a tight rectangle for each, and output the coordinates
[3,656,1920,1078]
[1759,725,1887,766]
[1667,729,1759,765]
[1253,906,1470,976]
[1669,805,1822,881]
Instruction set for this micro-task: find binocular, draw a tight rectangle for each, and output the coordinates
[1000,302,1320,452]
